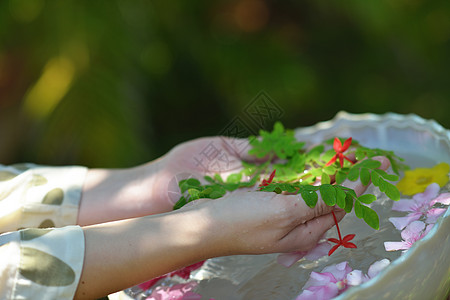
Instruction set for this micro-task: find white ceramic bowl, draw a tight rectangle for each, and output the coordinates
[295,112,450,300]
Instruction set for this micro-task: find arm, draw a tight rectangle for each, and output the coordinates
[75,192,346,299]
[77,137,262,226]
[77,159,165,226]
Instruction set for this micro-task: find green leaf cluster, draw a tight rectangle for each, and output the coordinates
[173,174,257,210]
[248,122,305,159]
[260,182,381,229]
[343,159,401,201]
[174,122,409,231]
[354,145,409,175]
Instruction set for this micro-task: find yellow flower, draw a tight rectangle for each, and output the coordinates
[396,162,450,196]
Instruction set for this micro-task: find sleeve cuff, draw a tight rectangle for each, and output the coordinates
[0,164,88,233]
[0,225,85,299]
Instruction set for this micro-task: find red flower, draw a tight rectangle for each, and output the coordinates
[328,211,357,255]
[326,137,354,168]
[259,169,276,190]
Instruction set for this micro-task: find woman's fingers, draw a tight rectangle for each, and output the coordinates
[278,210,346,252]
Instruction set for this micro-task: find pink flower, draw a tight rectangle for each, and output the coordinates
[296,260,390,300]
[277,241,332,268]
[146,282,202,300]
[345,259,390,286]
[296,262,352,300]
[389,183,450,230]
[384,221,434,253]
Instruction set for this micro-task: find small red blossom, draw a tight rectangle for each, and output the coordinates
[259,169,276,190]
[328,211,357,256]
[326,137,355,168]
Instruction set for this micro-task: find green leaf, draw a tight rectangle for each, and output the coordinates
[373,169,399,182]
[209,187,226,199]
[377,178,387,192]
[362,206,380,230]
[179,179,202,193]
[355,148,366,160]
[300,189,318,208]
[347,166,360,181]
[384,181,401,201]
[226,173,242,184]
[204,175,215,183]
[320,149,336,164]
[358,194,377,204]
[370,171,381,186]
[185,178,201,186]
[287,153,307,173]
[354,201,363,218]
[241,161,258,176]
[335,170,347,184]
[173,196,187,210]
[281,183,298,193]
[223,183,240,191]
[306,145,324,161]
[310,168,323,177]
[319,184,336,206]
[341,187,357,198]
[187,188,201,200]
[323,166,337,175]
[344,193,354,213]
[248,122,304,160]
[355,159,381,169]
[335,187,346,209]
[360,168,371,186]
[321,172,331,184]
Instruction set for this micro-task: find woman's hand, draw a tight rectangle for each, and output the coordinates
[150,137,263,212]
[181,156,391,255]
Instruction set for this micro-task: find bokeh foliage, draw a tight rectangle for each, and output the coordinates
[0,0,449,167]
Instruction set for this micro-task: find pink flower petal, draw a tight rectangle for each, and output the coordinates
[304,242,333,261]
[180,292,203,300]
[384,241,409,251]
[346,270,366,286]
[322,261,352,281]
[401,221,426,241]
[391,199,417,212]
[430,193,450,206]
[277,242,332,267]
[146,282,199,300]
[413,183,440,203]
[367,259,390,278]
[426,208,447,224]
[295,289,317,300]
[277,251,307,267]
[303,272,336,289]
[297,284,339,300]
[388,213,421,230]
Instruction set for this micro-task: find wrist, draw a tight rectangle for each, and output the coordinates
[174,200,238,258]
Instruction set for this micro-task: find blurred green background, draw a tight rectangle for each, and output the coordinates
[1,0,449,168]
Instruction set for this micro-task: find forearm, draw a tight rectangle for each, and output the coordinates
[77,159,166,226]
[74,206,220,299]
